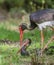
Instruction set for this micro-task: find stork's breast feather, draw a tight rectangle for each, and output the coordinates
[38,21,54,30]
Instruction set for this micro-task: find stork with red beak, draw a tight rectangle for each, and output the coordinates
[19,9,54,55]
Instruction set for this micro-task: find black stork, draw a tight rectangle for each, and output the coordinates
[19,9,54,55]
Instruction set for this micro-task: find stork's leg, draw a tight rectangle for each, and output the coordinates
[42,35,54,52]
[40,30,44,56]
[42,27,54,52]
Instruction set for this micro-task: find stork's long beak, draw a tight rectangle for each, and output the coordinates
[19,27,23,46]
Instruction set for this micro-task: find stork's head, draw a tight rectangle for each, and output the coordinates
[19,23,28,31]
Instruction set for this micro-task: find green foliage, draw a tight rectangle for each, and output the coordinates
[0,0,54,12]
[0,45,19,65]
[35,0,45,3]
[5,0,25,7]
[0,0,4,4]
[0,28,19,41]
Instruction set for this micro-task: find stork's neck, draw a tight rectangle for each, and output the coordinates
[28,22,37,30]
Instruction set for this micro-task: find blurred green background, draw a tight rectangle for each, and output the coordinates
[0,0,54,12]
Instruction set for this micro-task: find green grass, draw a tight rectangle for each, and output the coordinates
[0,28,19,41]
[0,45,19,65]
[0,45,31,65]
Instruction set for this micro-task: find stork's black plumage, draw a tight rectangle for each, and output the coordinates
[29,9,54,30]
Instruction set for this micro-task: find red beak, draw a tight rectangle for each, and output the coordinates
[19,26,23,46]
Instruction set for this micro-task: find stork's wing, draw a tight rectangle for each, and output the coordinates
[30,9,54,24]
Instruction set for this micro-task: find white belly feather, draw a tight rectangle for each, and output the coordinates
[38,21,54,30]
